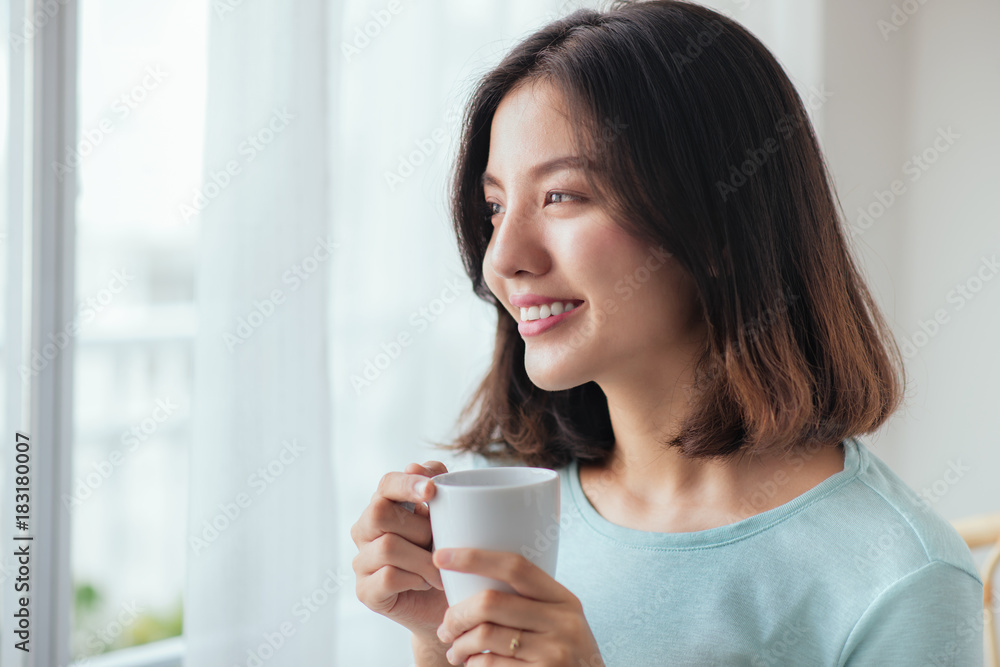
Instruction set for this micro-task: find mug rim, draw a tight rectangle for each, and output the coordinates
[431,466,558,489]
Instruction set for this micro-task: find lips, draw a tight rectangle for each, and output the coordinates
[516,301,585,337]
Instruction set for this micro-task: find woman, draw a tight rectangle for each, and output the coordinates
[351,1,984,665]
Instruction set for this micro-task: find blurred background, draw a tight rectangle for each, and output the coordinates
[0,0,997,665]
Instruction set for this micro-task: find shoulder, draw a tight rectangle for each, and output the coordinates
[783,439,983,662]
[837,557,983,664]
[840,438,980,584]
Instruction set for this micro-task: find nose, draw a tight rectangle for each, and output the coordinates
[485,199,551,280]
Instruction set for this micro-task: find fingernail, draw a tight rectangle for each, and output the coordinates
[436,549,452,565]
[416,480,429,496]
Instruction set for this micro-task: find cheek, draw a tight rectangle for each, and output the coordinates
[556,224,650,294]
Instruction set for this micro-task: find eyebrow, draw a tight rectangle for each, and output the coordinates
[480,155,586,189]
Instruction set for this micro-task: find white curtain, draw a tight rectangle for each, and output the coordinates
[329,2,609,664]
[183,1,818,665]
[184,0,338,664]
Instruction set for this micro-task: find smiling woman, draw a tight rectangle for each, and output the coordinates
[351,1,983,665]
[410,0,981,665]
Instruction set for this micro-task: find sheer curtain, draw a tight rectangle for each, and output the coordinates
[183,1,821,665]
[184,0,337,664]
[328,2,610,664]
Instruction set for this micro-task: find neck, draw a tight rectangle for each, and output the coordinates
[585,343,845,531]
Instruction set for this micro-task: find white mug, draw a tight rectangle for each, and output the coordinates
[427,466,561,607]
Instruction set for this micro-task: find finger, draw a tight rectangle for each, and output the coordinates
[402,463,439,515]
[422,459,449,475]
[373,469,436,506]
[401,464,438,520]
[404,461,433,475]
[405,461,448,493]
[356,532,445,590]
[433,548,564,603]
[447,623,538,665]
[437,588,544,644]
[357,564,435,614]
[405,460,450,479]
[463,654,520,667]
[354,495,434,547]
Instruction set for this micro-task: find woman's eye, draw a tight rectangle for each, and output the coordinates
[481,193,579,220]
[546,192,580,205]
[483,201,504,219]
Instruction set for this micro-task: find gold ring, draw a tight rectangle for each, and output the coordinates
[509,628,522,657]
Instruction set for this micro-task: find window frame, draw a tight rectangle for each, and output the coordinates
[1,3,188,664]
[1,0,77,665]
[70,637,184,667]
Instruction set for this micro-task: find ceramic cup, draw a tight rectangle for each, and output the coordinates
[427,466,561,607]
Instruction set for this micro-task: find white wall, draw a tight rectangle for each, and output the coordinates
[821,0,1000,527]
[701,0,1000,526]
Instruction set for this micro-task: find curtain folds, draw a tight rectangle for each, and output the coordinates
[184,1,338,664]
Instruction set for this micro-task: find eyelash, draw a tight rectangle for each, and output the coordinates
[482,192,581,219]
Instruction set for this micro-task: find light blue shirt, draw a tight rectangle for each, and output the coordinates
[472,436,983,666]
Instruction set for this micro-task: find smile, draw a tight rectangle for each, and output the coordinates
[519,300,579,322]
[517,301,585,337]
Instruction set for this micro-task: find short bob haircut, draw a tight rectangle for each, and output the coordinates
[432,0,906,470]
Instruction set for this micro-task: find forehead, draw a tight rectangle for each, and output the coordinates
[487,78,577,168]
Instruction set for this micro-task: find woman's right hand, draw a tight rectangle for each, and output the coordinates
[351,460,449,641]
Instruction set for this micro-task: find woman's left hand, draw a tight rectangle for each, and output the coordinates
[433,547,604,666]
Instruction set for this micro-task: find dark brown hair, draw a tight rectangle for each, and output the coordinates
[429,0,906,470]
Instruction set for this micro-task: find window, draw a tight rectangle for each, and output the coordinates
[0,1,202,664]
[68,0,206,662]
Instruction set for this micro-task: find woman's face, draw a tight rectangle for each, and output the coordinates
[481,77,707,392]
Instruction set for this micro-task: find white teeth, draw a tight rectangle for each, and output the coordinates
[518,301,580,322]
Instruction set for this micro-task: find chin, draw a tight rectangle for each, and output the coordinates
[523,358,587,392]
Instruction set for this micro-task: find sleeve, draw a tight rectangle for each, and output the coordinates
[839,559,984,666]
